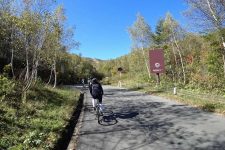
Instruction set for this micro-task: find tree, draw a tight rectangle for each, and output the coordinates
[184,0,225,76]
[153,18,167,46]
[128,13,154,79]
[163,13,187,84]
[0,0,84,103]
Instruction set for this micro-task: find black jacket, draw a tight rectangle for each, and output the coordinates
[89,81,103,98]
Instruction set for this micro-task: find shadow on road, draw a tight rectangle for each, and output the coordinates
[79,86,225,150]
[109,99,225,149]
[98,114,118,126]
[113,111,139,119]
[98,111,139,126]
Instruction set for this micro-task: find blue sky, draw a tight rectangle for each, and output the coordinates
[58,0,188,60]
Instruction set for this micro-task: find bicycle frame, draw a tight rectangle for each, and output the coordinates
[94,99,103,123]
[94,99,117,125]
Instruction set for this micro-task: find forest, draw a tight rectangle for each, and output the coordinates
[0,0,101,149]
[97,1,225,94]
[0,0,103,102]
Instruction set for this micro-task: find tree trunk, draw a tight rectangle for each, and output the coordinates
[10,29,15,78]
[53,60,57,88]
[171,69,175,82]
[19,68,26,80]
[24,68,35,92]
[206,0,219,26]
[10,47,15,78]
[171,30,186,84]
[171,43,178,67]
[222,54,225,78]
[33,58,39,83]
[25,43,29,81]
[21,57,37,103]
[171,42,178,82]
[221,37,225,77]
[141,47,151,79]
[46,66,53,85]
[174,40,186,84]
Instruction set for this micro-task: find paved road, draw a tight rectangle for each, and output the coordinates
[75,85,225,150]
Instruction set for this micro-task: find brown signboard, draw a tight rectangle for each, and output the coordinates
[149,49,165,73]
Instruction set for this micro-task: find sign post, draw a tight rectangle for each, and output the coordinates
[149,49,165,85]
[156,73,160,85]
[117,67,123,87]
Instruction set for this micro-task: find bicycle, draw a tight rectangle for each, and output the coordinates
[94,99,104,124]
[93,99,118,125]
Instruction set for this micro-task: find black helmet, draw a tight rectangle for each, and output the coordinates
[92,78,97,83]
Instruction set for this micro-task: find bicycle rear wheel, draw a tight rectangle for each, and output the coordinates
[96,106,103,123]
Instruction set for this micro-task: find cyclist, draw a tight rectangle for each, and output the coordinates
[81,78,85,87]
[89,78,104,110]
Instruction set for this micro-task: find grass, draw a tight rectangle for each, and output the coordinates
[162,89,225,114]
[114,78,225,116]
[0,85,80,150]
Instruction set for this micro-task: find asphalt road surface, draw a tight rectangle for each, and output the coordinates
[73,85,225,150]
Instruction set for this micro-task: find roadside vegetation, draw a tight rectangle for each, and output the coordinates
[98,1,225,115]
[0,1,100,149]
[130,81,225,115]
[0,83,80,149]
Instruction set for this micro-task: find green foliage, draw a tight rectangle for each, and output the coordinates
[0,0,91,88]
[0,85,80,149]
[23,131,47,148]
[128,13,153,48]
[0,75,15,101]
[153,18,168,45]
[188,74,224,92]
[207,51,223,76]
[3,64,11,76]
[96,12,225,93]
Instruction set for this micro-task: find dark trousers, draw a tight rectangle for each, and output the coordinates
[93,95,102,104]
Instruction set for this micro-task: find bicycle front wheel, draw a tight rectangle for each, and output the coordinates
[97,109,103,124]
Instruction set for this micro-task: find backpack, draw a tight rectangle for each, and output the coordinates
[91,83,102,98]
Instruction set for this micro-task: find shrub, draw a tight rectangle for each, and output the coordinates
[0,75,15,101]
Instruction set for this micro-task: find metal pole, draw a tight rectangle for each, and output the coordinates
[156,73,160,85]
